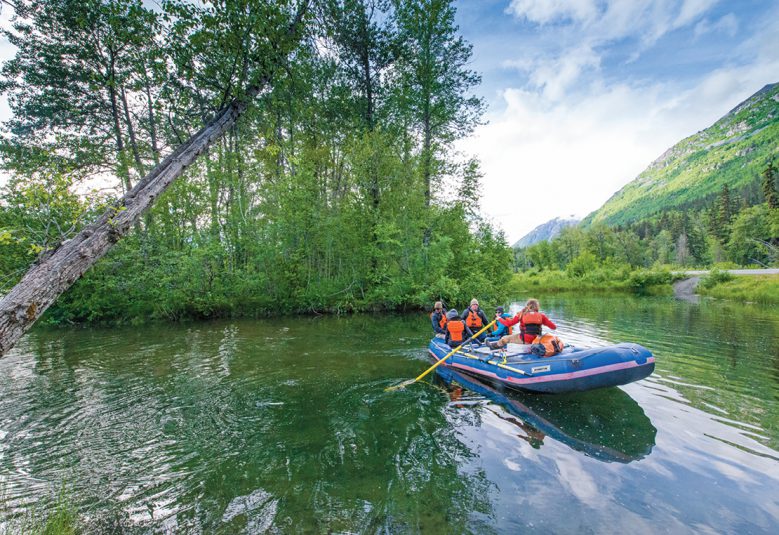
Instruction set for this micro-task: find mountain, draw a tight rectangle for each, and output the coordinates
[584,83,779,227]
[513,217,580,248]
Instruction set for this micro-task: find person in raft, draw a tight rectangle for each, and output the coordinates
[461,298,490,342]
[486,306,513,341]
[487,298,556,349]
[445,309,474,348]
[430,301,448,337]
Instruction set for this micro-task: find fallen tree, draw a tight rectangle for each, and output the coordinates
[0,1,310,356]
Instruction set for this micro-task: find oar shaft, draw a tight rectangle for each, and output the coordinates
[412,319,497,383]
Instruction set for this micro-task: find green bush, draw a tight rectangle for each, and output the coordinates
[628,269,673,293]
[699,269,735,289]
[566,251,598,278]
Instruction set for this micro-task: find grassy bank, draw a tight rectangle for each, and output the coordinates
[0,490,79,535]
[698,274,779,304]
[506,268,679,296]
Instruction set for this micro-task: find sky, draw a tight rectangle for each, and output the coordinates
[0,1,778,244]
[453,0,779,243]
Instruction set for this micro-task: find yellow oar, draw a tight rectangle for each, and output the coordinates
[386,319,498,391]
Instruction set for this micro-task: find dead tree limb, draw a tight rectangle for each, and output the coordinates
[0,1,310,356]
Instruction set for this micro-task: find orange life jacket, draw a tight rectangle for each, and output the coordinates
[431,311,447,329]
[533,333,564,357]
[447,320,466,343]
[521,311,543,338]
[466,310,483,329]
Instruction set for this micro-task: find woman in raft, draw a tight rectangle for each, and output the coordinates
[487,298,556,349]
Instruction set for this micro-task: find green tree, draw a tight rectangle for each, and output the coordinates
[1,0,164,192]
[716,184,733,242]
[392,0,483,209]
[763,158,779,209]
[727,203,774,266]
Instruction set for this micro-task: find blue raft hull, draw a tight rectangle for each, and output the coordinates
[428,338,655,394]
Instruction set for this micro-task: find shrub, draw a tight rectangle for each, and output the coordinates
[699,268,734,289]
[566,251,598,278]
[628,269,673,293]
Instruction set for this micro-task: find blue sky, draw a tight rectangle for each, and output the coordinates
[453,0,779,242]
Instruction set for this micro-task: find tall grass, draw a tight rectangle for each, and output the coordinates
[506,267,679,296]
[0,487,79,535]
[698,274,779,304]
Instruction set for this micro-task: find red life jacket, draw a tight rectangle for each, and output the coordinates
[521,311,543,338]
[466,310,483,329]
[431,311,447,329]
[447,320,466,343]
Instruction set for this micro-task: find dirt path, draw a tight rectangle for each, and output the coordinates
[673,276,701,301]
[672,269,778,300]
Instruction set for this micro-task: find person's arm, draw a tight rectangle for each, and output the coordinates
[500,314,521,328]
[479,310,489,326]
[464,324,474,339]
[542,314,557,330]
[432,314,446,334]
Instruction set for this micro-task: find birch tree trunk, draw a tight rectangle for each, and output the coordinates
[0,2,310,356]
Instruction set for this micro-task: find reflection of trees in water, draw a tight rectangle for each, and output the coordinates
[5,322,498,533]
[437,367,656,464]
[531,295,779,451]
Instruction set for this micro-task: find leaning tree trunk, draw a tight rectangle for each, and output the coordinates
[0,3,310,357]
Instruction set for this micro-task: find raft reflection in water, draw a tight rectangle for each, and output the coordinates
[435,366,656,464]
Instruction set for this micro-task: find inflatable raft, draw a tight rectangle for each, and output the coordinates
[428,337,654,394]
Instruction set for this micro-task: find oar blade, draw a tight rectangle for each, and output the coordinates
[384,378,416,392]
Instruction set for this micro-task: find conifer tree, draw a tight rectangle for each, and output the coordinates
[716,184,733,242]
[763,158,778,209]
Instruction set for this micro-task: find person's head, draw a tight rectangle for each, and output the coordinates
[434,301,443,312]
[446,309,459,320]
[470,298,479,310]
[495,306,504,315]
[525,298,540,312]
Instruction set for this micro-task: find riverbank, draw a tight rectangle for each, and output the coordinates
[697,273,779,304]
[506,268,679,296]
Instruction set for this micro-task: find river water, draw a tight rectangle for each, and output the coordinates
[0,295,778,533]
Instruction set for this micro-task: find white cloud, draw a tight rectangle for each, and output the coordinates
[462,0,779,244]
[694,13,738,39]
[462,56,779,243]
[507,0,722,93]
[506,0,598,25]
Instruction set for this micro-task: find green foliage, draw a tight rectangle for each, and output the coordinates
[1,486,79,535]
[0,169,105,290]
[0,1,512,323]
[566,251,598,278]
[727,203,775,266]
[627,269,674,294]
[698,274,779,304]
[762,158,778,209]
[699,268,735,289]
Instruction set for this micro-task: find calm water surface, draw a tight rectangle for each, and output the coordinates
[1,295,778,533]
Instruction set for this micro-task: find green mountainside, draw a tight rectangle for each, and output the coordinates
[585,83,779,226]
